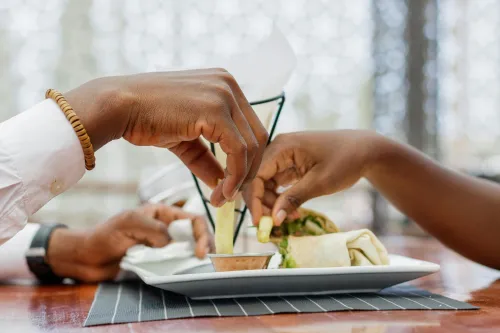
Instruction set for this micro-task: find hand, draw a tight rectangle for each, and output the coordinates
[64,69,268,206]
[46,204,214,283]
[243,130,383,226]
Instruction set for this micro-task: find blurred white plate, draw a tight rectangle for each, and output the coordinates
[121,254,439,300]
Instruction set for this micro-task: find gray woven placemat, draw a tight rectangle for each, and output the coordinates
[84,281,478,326]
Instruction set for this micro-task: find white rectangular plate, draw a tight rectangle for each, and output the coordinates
[121,254,439,300]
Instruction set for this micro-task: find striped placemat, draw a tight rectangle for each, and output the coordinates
[84,281,477,327]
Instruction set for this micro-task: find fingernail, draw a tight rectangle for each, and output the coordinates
[212,190,226,205]
[276,210,287,224]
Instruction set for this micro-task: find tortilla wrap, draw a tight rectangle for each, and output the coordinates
[279,229,390,268]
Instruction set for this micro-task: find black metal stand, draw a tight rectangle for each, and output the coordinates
[191,92,286,244]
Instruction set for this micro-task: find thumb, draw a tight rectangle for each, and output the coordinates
[168,139,224,191]
[119,212,171,248]
[271,169,323,225]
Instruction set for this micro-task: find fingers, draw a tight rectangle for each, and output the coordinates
[192,215,213,258]
[230,105,260,188]
[262,190,279,209]
[139,204,196,225]
[243,140,296,225]
[273,169,301,188]
[138,204,213,259]
[226,78,269,186]
[117,211,171,248]
[243,177,265,225]
[252,140,297,183]
[200,70,267,206]
[203,116,248,205]
[169,139,224,189]
[271,168,324,225]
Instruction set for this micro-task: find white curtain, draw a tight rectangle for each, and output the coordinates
[2,0,495,230]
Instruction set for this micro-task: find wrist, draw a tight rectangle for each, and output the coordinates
[46,228,86,279]
[363,134,404,182]
[362,133,402,180]
[64,78,133,151]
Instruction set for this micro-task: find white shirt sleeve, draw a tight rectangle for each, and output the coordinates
[0,99,85,245]
[0,223,39,281]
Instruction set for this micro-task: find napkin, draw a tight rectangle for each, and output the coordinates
[124,242,195,264]
[120,218,210,277]
[286,229,390,268]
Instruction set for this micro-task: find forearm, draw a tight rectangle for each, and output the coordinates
[366,136,500,269]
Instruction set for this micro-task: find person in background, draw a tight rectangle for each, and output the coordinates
[244,130,500,270]
[0,203,213,283]
[0,68,268,247]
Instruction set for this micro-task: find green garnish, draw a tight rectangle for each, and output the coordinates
[283,254,297,268]
[278,238,288,255]
[286,221,299,235]
[278,238,297,268]
[278,214,326,237]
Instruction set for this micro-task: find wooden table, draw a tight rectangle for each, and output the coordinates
[1,236,499,332]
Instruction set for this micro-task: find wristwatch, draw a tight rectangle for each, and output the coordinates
[25,223,68,284]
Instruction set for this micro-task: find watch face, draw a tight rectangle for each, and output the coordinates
[26,247,46,258]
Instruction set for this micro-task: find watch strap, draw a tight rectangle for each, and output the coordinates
[26,223,68,284]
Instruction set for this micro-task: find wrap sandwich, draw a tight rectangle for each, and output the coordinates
[278,229,390,268]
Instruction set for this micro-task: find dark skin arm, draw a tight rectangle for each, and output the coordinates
[244,130,500,269]
[366,135,500,269]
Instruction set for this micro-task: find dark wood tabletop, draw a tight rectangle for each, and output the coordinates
[0,236,499,333]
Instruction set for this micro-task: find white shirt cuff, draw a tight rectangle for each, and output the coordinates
[0,223,39,281]
[0,99,85,243]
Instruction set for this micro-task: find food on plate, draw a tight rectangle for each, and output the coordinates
[215,200,235,254]
[257,216,274,243]
[255,208,389,268]
[278,229,390,268]
[268,208,339,243]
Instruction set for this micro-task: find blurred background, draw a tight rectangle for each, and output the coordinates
[0,0,497,238]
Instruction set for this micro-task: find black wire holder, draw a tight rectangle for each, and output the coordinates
[191,92,286,244]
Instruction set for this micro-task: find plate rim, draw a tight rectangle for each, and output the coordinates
[128,254,440,285]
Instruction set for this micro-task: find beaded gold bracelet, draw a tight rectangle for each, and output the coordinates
[45,89,96,170]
